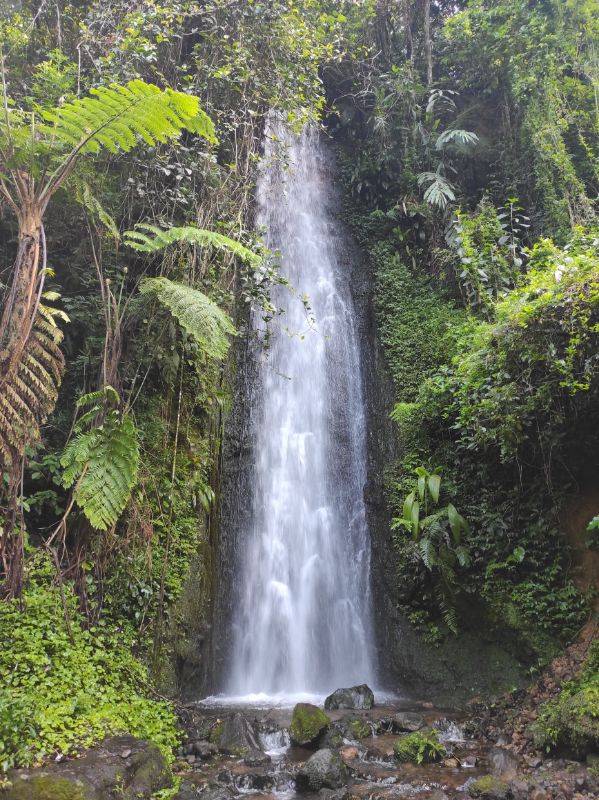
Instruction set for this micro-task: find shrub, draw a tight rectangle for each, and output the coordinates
[0,558,179,771]
[531,640,599,756]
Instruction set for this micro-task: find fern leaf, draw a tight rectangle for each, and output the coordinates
[41,80,215,155]
[61,411,139,531]
[139,277,235,360]
[124,224,260,266]
[419,538,436,571]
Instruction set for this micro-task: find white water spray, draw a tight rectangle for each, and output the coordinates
[226,119,375,699]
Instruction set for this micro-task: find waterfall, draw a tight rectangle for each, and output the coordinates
[226,119,375,700]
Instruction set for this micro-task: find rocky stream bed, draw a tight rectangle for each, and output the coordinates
[2,683,597,800]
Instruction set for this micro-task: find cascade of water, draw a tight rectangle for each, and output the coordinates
[226,118,375,700]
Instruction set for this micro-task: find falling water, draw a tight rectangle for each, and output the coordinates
[226,118,375,700]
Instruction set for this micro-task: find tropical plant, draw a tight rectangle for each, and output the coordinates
[393,729,446,764]
[124,224,259,265]
[138,277,236,362]
[60,387,140,532]
[0,79,214,595]
[392,467,470,633]
[417,89,479,211]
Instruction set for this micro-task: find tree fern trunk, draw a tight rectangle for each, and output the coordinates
[0,209,63,597]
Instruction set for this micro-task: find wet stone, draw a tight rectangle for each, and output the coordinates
[325,685,375,711]
[296,748,350,792]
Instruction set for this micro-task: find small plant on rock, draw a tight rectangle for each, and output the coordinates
[393,729,446,764]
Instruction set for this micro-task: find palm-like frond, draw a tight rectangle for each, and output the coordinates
[61,409,139,531]
[139,277,235,360]
[417,172,456,210]
[41,80,215,155]
[435,129,479,151]
[124,224,260,266]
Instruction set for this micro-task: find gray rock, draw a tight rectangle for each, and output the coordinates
[391,712,425,732]
[197,788,234,800]
[324,684,374,711]
[193,741,218,760]
[214,713,264,757]
[319,788,351,800]
[296,748,349,792]
[242,750,272,767]
[176,782,201,800]
[1,736,172,799]
[490,747,519,779]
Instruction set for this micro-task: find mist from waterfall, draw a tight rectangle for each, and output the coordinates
[226,119,375,700]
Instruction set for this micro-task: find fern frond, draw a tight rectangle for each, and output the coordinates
[61,411,139,531]
[419,537,436,571]
[74,181,120,242]
[124,224,260,266]
[41,80,215,155]
[435,129,479,151]
[0,300,66,471]
[139,277,235,360]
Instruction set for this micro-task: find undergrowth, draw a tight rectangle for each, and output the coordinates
[0,556,179,772]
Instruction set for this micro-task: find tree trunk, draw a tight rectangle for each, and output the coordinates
[0,208,45,597]
[423,0,433,86]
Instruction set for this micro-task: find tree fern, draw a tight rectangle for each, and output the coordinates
[41,80,215,156]
[0,294,68,471]
[61,389,139,532]
[139,277,235,360]
[124,224,260,266]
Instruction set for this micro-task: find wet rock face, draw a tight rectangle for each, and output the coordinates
[212,713,263,758]
[290,703,331,747]
[295,748,349,792]
[1,736,171,800]
[324,685,375,711]
[389,712,425,733]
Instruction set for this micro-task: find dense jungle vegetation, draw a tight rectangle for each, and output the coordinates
[0,0,597,781]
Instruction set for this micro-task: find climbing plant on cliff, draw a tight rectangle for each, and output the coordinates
[0,78,214,596]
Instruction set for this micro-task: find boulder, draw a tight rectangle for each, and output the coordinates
[468,775,512,800]
[489,747,519,779]
[1,736,172,800]
[324,685,374,711]
[175,783,201,800]
[296,749,349,792]
[290,703,330,747]
[391,712,425,733]
[212,713,264,758]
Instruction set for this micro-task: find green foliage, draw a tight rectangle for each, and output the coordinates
[392,468,470,634]
[61,389,140,532]
[124,224,259,265]
[446,199,530,310]
[40,80,215,155]
[0,559,178,771]
[393,730,446,764]
[375,242,465,402]
[439,228,599,462]
[139,277,235,361]
[531,640,599,756]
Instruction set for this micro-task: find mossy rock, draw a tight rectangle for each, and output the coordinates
[468,775,511,800]
[348,718,371,740]
[289,703,330,746]
[1,776,88,800]
[393,730,446,764]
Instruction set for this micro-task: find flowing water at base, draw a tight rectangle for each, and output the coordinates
[224,119,376,699]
